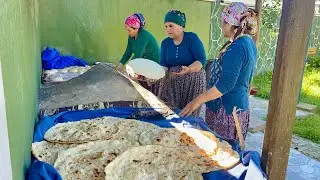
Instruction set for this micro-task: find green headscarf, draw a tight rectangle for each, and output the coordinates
[164,10,186,28]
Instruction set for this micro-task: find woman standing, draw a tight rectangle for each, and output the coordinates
[159,10,207,116]
[180,2,258,140]
[116,13,160,94]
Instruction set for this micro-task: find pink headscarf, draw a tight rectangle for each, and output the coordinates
[125,15,141,29]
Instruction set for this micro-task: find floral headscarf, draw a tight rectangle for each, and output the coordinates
[222,2,258,35]
[125,13,146,29]
[134,13,146,28]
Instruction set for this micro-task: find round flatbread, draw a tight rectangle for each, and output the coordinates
[31,141,77,165]
[44,69,58,75]
[126,58,165,80]
[44,117,160,145]
[104,145,204,180]
[54,140,135,180]
[51,77,64,82]
[68,67,79,73]
[112,119,160,146]
[60,68,69,73]
[139,128,218,167]
[44,116,121,143]
[139,128,239,170]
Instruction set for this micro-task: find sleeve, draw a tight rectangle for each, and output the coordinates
[190,33,207,66]
[120,38,133,65]
[249,65,255,84]
[160,40,168,67]
[132,33,149,59]
[215,44,244,94]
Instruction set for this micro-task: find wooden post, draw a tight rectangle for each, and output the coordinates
[253,0,263,46]
[261,1,315,180]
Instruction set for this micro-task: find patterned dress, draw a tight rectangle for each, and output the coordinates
[158,66,206,117]
[138,80,161,96]
[206,54,250,141]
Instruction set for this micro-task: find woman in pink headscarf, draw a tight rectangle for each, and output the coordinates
[180,2,258,141]
[116,13,160,94]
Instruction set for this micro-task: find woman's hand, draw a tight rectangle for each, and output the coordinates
[179,97,202,117]
[129,73,140,81]
[180,87,223,117]
[146,78,156,86]
[172,66,191,76]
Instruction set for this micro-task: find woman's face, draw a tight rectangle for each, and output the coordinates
[125,24,139,37]
[221,19,234,38]
[164,22,184,39]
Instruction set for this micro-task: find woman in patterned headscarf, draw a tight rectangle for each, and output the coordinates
[116,13,160,94]
[180,2,258,140]
[158,10,207,116]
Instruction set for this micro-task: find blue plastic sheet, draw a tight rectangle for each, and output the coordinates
[28,108,266,180]
[41,47,88,70]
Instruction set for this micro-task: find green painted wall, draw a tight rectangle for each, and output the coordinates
[39,0,211,64]
[0,0,41,179]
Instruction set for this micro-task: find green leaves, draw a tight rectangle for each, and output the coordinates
[261,0,282,33]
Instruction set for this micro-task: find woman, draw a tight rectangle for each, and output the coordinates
[159,10,207,116]
[116,13,160,94]
[180,2,258,140]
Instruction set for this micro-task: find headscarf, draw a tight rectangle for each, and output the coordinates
[125,13,146,29]
[134,13,146,28]
[222,2,258,35]
[164,9,186,28]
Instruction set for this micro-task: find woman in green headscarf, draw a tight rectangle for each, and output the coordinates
[158,10,207,116]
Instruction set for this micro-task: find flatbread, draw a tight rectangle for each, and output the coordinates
[169,125,240,169]
[139,128,218,166]
[31,141,77,165]
[209,140,240,169]
[44,116,121,143]
[68,68,79,73]
[104,145,204,180]
[126,58,165,80]
[111,120,160,146]
[54,140,135,180]
[139,128,204,147]
[139,128,239,169]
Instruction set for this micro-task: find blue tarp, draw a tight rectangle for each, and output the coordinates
[27,108,266,180]
[41,47,88,70]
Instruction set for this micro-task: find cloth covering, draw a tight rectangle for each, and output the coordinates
[41,47,87,70]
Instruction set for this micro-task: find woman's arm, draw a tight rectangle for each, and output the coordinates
[174,34,206,75]
[160,40,168,68]
[188,61,203,73]
[173,61,202,76]
[179,87,223,117]
[190,33,207,68]
[118,38,133,70]
[215,44,243,95]
[180,43,244,117]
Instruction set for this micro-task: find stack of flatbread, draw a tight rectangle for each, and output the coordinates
[32,116,240,180]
